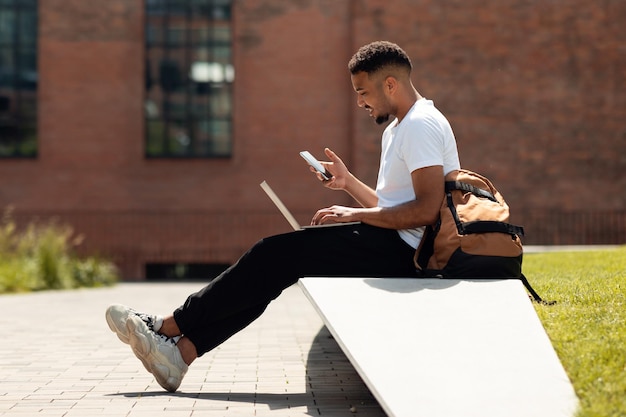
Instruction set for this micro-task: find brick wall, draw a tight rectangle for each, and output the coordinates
[348,0,625,245]
[0,0,623,279]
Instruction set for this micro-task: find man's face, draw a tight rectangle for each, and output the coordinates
[350,71,391,125]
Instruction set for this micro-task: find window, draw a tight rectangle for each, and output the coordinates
[145,262,229,280]
[0,0,37,157]
[145,0,233,158]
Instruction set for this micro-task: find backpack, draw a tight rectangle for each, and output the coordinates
[414,169,552,304]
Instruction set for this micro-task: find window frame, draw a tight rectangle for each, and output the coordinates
[144,0,234,159]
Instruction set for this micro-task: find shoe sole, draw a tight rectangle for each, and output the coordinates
[106,305,152,374]
[105,304,130,344]
[127,315,186,392]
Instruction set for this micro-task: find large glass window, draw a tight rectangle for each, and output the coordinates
[0,0,37,157]
[145,0,233,158]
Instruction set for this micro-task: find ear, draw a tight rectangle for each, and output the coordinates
[384,76,398,95]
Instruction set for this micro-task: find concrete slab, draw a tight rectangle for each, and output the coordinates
[299,278,579,417]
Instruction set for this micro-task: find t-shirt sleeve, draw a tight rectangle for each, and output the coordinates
[400,115,445,173]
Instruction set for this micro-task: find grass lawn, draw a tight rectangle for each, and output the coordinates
[524,246,625,417]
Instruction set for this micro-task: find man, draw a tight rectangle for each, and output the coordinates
[106,41,460,392]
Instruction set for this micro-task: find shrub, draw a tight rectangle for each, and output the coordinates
[0,208,118,292]
[72,256,118,287]
[0,256,38,292]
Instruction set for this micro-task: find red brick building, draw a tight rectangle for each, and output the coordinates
[0,0,624,279]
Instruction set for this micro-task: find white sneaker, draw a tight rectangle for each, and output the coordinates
[105,304,162,344]
[127,315,188,392]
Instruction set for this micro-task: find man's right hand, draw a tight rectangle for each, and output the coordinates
[319,148,349,191]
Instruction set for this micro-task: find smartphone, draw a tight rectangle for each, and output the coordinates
[300,151,332,181]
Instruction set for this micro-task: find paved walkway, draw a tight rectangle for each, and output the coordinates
[0,283,385,417]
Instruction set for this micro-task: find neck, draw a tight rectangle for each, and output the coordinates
[396,87,422,123]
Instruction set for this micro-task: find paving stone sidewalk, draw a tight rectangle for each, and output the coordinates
[0,283,385,417]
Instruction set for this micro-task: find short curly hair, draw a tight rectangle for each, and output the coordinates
[348,41,412,75]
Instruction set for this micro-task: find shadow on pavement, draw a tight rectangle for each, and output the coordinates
[108,326,384,416]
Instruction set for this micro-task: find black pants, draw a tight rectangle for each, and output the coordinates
[173,223,417,355]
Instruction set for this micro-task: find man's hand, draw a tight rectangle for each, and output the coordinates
[311,205,364,225]
[309,148,349,190]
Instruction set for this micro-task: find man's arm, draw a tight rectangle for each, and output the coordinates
[315,148,378,208]
[342,173,378,208]
[311,165,444,228]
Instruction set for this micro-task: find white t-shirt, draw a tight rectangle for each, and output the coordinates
[376,98,461,249]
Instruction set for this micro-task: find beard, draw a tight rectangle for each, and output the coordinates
[375,114,390,125]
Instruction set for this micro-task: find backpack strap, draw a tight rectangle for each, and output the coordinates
[462,220,525,237]
[445,192,525,238]
[445,181,497,202]
[520,273,556,305]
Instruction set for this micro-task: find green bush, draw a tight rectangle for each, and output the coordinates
[0,208,118,293]
[0,256,38,292]
[72,256,119,287]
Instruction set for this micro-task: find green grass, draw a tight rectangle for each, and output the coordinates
[0,208,118,292]
[524,246,626,417]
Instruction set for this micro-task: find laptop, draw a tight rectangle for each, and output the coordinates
[260,180,359,231]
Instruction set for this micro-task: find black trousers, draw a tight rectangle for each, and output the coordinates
[173,223,417,355]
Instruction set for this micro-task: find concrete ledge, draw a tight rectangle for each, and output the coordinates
[298,278,579,417]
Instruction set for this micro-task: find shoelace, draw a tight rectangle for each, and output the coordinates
[131,310,157,331]
[131,310,178,344]
[156,332,181,345]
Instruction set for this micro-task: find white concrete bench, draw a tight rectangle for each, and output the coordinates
[298,278,579,417]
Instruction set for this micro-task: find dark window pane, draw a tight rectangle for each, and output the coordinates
[146,0,166,14]
[17,125,36,156]
[0,46,14,70]
[167,24,186,47]
[0,1,37,158]
[186,118,230,156]
[0,10,15,44]
[145,120,166,156]
[0,67,14,86]
[19,9,36,45]
[19,95,36,118]
[146,24,164,47]
[158,58,183,93]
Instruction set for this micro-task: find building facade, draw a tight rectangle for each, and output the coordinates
[0,0,624,279]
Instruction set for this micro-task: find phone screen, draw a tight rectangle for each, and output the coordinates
[300,151,332,180]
